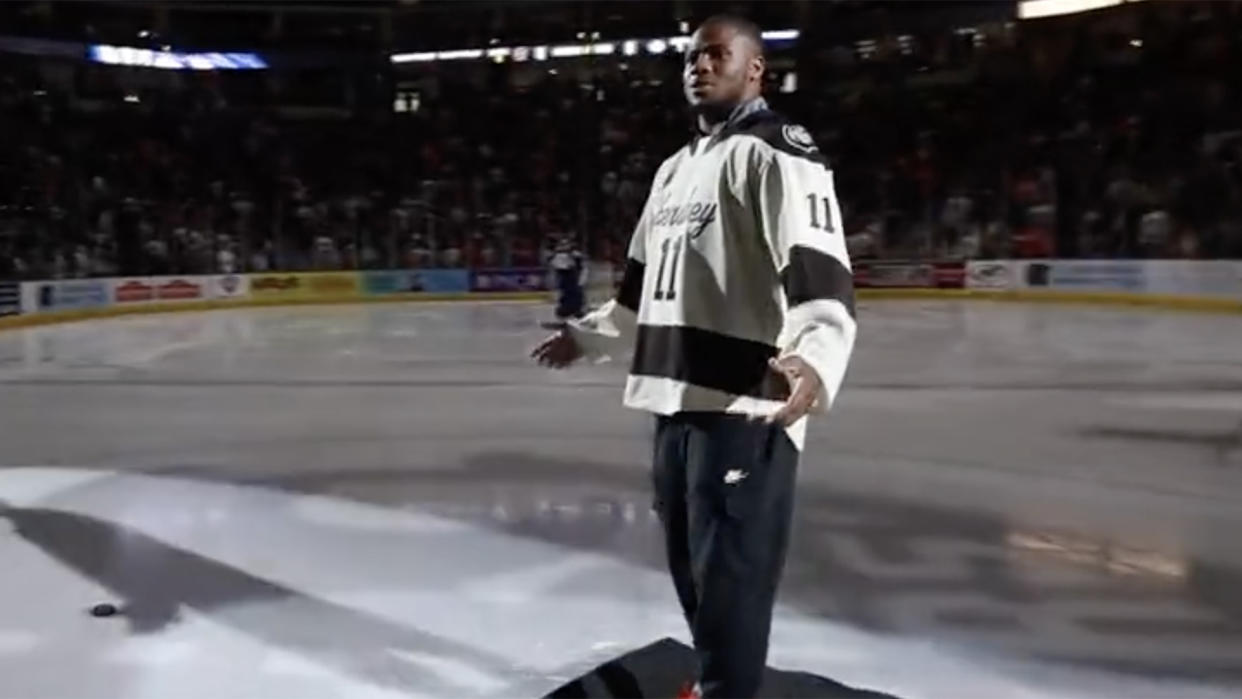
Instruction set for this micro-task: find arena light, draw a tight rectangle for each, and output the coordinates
[1017,0,1142,19]
[551,44,586,58]
[152,51,183,69]
[389,28,800,65]
[183,54,217,70]
[436,48,483,61]
[391,51,436,63]
[207,52,262,70]
[233,54,268,69]
[89,44,268,70]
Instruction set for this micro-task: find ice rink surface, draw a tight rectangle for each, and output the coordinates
[2,298,1242,699]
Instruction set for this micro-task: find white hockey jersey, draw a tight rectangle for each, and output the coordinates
[568,98,857,449]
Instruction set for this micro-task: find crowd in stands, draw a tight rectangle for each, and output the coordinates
[1,2,1240,282]
[786,1,1242,262]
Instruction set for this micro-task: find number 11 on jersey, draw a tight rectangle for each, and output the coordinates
[652,236,681,301]
[807,193,835,232]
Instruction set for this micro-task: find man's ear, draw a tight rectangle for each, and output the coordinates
[749,54,766,85]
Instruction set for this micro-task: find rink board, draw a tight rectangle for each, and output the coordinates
[4,257,1242,333]
[3,287,1242,333]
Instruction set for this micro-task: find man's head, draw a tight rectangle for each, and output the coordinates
[683,15,765,114]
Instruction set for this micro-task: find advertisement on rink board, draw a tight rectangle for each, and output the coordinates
[248,274,301,298]
[968,259,1242,300]
[1021,260,1145,292]
[114,278,156,303]
[211,274,250,299]
[471,267,549,293]
[156,278,205,300]
[114,277,206,303]
[249,272,360,300]
[965,260,1015,290]
[1141,260,1242,299]
[33,279,111,311]
[0,281,20,317]
[852,261,965,289]
[302,272,359,297]
[362,269,470,295]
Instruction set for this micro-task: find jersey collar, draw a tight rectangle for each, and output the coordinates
[693,96,770,139]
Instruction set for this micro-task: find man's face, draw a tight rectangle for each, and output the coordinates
[683,22,763,110]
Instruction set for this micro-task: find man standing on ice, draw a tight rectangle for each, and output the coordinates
[532,14,856,699]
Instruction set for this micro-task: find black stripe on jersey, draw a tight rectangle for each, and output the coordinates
[616,258,645,312]
[631,325,791,401]
[780,245,856,318]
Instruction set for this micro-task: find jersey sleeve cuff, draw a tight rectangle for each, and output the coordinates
[781,319,856,413]
[567,299,636,362]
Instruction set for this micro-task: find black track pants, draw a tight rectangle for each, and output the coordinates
[651,412,800,699]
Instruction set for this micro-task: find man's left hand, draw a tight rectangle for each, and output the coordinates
[765,355,822,426]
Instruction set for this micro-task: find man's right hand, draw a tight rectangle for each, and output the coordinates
[530,329,584,369]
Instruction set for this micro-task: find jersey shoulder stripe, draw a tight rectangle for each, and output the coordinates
[782,246,856,318]
[726,110,831,169]
[616,258,645,312]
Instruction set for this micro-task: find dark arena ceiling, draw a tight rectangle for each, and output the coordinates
[0,1,1014,53]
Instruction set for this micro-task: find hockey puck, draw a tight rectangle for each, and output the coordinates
[89,603,120,618]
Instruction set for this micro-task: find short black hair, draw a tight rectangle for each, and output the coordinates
[699,14,765,57]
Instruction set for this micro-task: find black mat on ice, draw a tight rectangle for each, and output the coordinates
[543,637,900,698]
